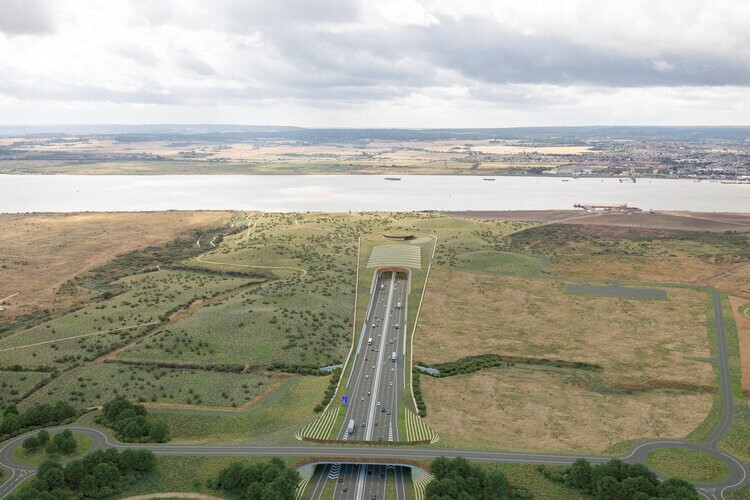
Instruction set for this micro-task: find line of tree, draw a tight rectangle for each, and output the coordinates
[314,367,342,413]
[0,402,77,439]
[425,353,602,378]
[97,396,169,443]
[208,457,300,499]
[539,458,699,499]
[10,448,156,499]
[426,456,530,499]
[412,369,427,417]
[22,429,77,456]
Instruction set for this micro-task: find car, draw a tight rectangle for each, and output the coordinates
[371,496,376,500]
[377,401,381,406]
[343,487,349,492]
[386,409,391,415]
[389,381,393,386]
[365,357,368,361]
[365,374,369,378]
[361,396,365,401]
[391,368,394,372]
[361,422,365,427]
[374,421,378,426]
[367,391,371,395]
[372,365,375,369]
[383,362,386,366]
[380,472,385,478]
[381,407,385,412]
[394,324,399,329]
[338,477,343,483]
[378,435,382,441]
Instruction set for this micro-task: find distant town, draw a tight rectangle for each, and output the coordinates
[1,126,748,180]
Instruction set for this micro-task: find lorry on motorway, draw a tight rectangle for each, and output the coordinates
[347,419,355,434]
[391,352,397,361]
[368,337,373,345]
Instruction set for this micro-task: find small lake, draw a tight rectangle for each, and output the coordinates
[0,175,747,213]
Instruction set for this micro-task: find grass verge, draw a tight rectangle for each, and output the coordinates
[646,448,729,483]
[11,433,93,466]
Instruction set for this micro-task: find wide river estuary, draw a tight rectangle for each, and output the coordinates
[0,175,747,213]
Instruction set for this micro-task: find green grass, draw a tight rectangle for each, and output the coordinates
[0,270,250,370]
[11,433,93,466]
[0,370,51,407]
[21,362,281,409]
[454,250,551,277]
[647,448,729,483]
[115,455,301,498]
[480,463,584,498]
[719,294,750,466]
[155,375,329,444]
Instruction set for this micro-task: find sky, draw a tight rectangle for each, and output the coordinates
[0,0,749,127]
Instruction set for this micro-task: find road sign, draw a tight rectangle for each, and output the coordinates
[342,395,349,405]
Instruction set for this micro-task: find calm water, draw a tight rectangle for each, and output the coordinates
[0,175,747,213]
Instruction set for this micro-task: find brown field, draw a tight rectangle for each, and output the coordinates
[731,296,750,395]
[0,211,232,319]
[443,210,750,232]
[421,366,713,453]
[416,269,713,389]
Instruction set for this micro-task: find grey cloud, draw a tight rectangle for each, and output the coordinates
[177,54,216,76]
[0,0,55,35]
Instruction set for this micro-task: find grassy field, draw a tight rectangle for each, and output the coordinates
[0,211,232,322]
[417,270,712,389]
[420,366,712,453]
[155,375,329,444]
[0,370,51,408]
[11,433,93,466]
[0,270,252,372]
[647,448,729,482]
[20,362,282,409]
[115,455,300,498]
[506,223,750,291]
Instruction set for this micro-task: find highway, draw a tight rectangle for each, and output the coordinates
[1,286,748,499]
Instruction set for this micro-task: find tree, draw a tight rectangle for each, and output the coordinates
[568,458,592,491]
[37,460,66,491]
[22,436,39,452]
[37,430,50,446]
[148,420,169,442]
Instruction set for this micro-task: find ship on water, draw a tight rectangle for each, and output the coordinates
[384,177,401,181]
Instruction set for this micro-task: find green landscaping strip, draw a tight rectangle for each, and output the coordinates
[647,448,729,483]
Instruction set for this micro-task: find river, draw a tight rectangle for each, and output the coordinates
[0,175,747,213]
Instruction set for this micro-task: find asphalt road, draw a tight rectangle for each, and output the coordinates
[1,286,747,499]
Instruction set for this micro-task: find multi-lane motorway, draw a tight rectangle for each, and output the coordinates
[311,270,410,499]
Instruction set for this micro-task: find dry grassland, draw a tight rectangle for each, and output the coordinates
[731,296,750,395]
[416,268,713,389]
[421,366,713,453]
[0,211,232,318]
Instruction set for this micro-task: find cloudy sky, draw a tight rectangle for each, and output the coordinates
[1,0,749,127]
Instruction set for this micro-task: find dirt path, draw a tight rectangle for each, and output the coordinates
[730,295,750,396]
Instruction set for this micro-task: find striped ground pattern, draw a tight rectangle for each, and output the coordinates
[367,244,422,269]
[404,408,439,443]
[296,406,340,440]
[412,467,435,500]
[294,464,315,500]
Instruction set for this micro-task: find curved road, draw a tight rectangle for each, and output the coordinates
[1,288,748,499]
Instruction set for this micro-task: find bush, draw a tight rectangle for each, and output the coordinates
[9,448,156,499]
[313,368,341,413]
[212,458,299,499]
[412,369,427,417]
[426,457,510,499]
[0,401,77,439]
[98,396,169,443]
[539,458,700,499]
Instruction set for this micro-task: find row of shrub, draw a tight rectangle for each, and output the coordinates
[10,448,156,499]
[97,396,169,443]
[423,353,602,378]
[104,358,246,373]
[539,458,699,499]
[0,401,77,440]
[267,362,327,376]
[313,368,342,413]
[412,369,427,417]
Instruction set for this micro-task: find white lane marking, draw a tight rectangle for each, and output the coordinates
[366,272,396,441]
